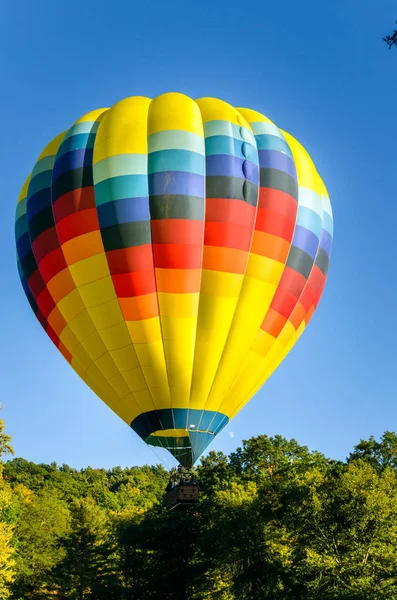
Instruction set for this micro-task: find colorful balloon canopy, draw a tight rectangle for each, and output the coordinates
[15,93,333,467]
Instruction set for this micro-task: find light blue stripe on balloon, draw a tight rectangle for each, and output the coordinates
[63,121,101,139]
[15,216,28,239]
[296,206,323,239]
[31,156,54,177]
[94,175,148,205]
[57,133,96,157]
[322,211,333,236]
[204,120,256,146]
[93,154,147,184]
[148,150,205,176]
[27,170,52,196]
[255,134,293,158]
[205,135,258,163]
[250,121,284,139]
[322,195,333,217]
[148,130,204,154]
[298,187,323,217]
[15,199,27,220]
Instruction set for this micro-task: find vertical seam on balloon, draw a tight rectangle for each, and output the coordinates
[203,121,300,432]
[22,146,117,409]
[146,99,172,440]
[195,108,261,436]
[90,107,170,451]
[186,99,208,451]
[92,101,169,443]
[228,178,329,418]
[48,114,152,424]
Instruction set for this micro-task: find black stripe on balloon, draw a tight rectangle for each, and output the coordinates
[286,246,314,279]
[100,221,152,251]
[206,176,258,206]
[27,207,54,242]
[315,247,330,275]
[149,195,205,220]
[260,168,298,200]
[51,167,93,201]
[21,250,38,281]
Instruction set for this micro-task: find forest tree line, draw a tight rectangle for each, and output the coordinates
[1,418,397,599]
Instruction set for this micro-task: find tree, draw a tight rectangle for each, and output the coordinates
[348,431,397,471]
[54,497,121,599]
[0,418,14,464]
[384,23,397,49]
[0,413,15,599]
[0,486,15,600]
[10,489,70,599]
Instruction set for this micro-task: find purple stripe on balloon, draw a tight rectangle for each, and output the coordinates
[26,188,51,220]
[319,228,332,256]
[53,149,93,180]
[206,154,259,185]
[149,171,205,198]
[258,150,297,179]
[292,225,319,259]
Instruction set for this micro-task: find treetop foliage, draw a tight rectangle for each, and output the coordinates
[1,424,397,598]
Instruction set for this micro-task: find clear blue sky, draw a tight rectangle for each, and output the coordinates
[1,0,396,470]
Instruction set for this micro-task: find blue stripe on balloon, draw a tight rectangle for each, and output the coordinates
[291,225,319,259]
[26,189,51,220]
[53,149,93,180]
[148,171,205,198]
[206,154,258,184]
[258,150,297,179]
[97,197,150,227]
[16,232,32,260]
[320,229,332,255]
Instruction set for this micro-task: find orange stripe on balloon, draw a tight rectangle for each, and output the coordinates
[249,231,290,262]
[46,268,75,303]
[155,268,201,293]
[47,305,68,335]
[261,308,287,337]
[118,293,159,321]
[202,246,248,274]
[61,231,104,265]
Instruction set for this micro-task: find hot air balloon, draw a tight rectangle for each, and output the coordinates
[15,93,333,470]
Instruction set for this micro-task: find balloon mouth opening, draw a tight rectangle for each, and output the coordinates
[147,429,196,467]
[130,409,229,467]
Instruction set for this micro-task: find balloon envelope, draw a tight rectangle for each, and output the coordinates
[15,93,333,467]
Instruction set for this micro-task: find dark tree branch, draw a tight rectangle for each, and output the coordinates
[384,21,397,49]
